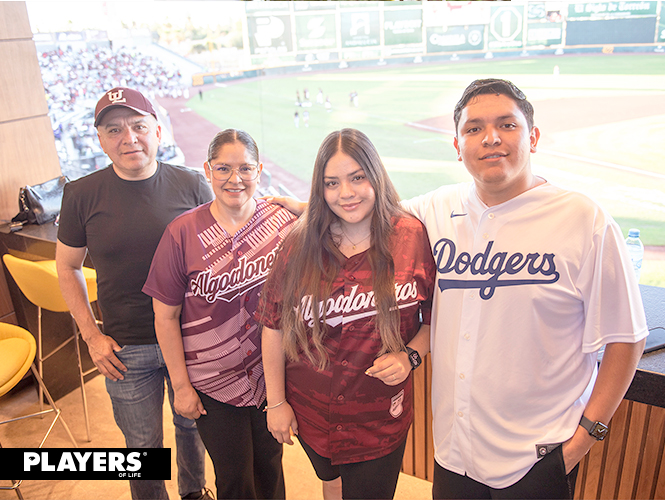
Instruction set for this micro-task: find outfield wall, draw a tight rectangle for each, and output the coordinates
[193,0,665,85]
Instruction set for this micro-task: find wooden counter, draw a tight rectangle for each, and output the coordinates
[0,222,98,400]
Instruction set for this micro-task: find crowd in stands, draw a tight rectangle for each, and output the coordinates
[39,46,187,179]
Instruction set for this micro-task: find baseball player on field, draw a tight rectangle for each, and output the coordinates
[402,78,648,499]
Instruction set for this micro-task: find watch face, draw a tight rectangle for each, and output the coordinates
[591,422,608,440]
[408,350,421,369]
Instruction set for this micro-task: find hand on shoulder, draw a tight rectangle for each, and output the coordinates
[259,195,306,217]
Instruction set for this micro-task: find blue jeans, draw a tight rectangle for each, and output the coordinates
[106,344,207,500]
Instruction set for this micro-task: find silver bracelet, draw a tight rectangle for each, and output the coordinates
[263,399,287,412]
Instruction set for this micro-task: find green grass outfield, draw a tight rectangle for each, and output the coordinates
[187,53,665,285]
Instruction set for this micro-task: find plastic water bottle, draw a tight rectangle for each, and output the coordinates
[625,228,644,282]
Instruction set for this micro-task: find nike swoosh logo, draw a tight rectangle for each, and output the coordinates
[450,210,468,218]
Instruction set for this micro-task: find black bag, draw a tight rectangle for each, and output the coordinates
[11,175,69,225]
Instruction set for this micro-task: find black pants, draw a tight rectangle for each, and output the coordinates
[299,436,407,500]
[432,445,579,500]
[195,391,285,499]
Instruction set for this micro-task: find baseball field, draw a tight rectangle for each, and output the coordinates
[184,53,665,285]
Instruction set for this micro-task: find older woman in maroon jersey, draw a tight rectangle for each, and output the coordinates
[143,129,297,500]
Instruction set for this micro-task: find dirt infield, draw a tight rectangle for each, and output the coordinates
[645,246,665,261]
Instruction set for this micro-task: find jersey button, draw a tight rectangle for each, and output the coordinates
[337,395,344,401]
[457,411,464,418]
[336,425,343,431]
[488,213,495,219]
[342,360,348,366]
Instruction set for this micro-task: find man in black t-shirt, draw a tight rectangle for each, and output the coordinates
[56,87,213,500]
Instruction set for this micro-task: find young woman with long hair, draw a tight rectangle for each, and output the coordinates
[258,128,435,500]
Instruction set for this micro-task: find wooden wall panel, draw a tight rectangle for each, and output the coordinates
[413,353,428,479]
[0,117,61,222]
[426,354,434,481]
[0,40,49,122]
[0,2,32,40]
[403,352,434,482]
[402,426,414,475]
[635,406,665,500]
[0,1,61,223]
[574,454,588,500]
[655,421,665,499]
[599,401,630,499]
[618,402,649,499]
[574,399,665,500]
[581,430,607,498]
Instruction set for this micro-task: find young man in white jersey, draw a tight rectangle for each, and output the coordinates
[401,79,647,498]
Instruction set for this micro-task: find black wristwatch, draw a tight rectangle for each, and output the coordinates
[405,346,422,370]
[579,415,609,441]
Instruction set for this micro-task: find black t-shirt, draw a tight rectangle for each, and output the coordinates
[57,162,213,345]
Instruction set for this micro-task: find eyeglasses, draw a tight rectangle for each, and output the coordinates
[207,162,260,181]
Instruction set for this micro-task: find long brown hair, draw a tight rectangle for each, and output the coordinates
[267,128,406,370]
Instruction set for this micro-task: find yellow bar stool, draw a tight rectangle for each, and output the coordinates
[1,322,78,499]
[2,254,99,442]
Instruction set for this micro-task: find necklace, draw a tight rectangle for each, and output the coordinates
[341,226,371,250]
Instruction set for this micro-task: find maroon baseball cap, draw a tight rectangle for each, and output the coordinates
[94,87,157,127]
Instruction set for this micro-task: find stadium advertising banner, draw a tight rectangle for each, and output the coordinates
[525,2,563,46]
[384,8,423,45]
[295,13,337,51]
[426,25,486,52]
[340,10,381,48]
[567,1,657,19]
[526,22,563,46]
[248,14,293,56]
[566,1,658,44]
[489,4,526,50]
[293,2,337,12]
[659,1,665,41]
[424,2,491,28]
